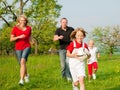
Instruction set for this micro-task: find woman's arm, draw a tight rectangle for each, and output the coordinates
[10,34,25,42]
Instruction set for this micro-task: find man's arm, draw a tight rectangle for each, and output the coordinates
[53,35,64,41]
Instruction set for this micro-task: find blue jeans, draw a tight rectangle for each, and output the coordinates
[15,47,31,64]
[59,49,72,79]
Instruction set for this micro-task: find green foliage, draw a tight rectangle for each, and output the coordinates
[0,55,120,90]
[0,26,14,55]
[27,0,62,54]
[89,26,120,54]
[0,0,62,54]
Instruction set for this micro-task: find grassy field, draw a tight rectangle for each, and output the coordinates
[0,54,120,90]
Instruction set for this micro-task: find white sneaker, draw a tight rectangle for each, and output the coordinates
[92,74,96,79]
[73,87,79,90]
[19,79,24,85]
[24,74,29,83]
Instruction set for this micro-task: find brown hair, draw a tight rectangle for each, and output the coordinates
[70,27,87,40]
[16,15,28,26]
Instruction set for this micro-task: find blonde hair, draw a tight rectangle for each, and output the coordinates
[70,27,87,40]
[89,40,94,44]
[16,15,28,26]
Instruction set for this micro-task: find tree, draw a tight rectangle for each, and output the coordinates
[0,25,14,55]
[24,0,62,54]
[90,25,120,55]
[0,0,30,26]
[0,0,62,55]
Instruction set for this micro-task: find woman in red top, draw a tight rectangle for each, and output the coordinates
[10,15,31,85]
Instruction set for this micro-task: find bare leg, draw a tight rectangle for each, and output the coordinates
[74,81,79,86]
[93,69,97,74]
[88,75,92,82]
[73,81,79,90]
[79,76,85,90]
[20,58,26,80]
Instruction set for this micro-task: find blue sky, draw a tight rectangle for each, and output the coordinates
[1,0,120,33]
[57,0,120,33]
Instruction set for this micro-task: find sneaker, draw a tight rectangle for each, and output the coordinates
[24,74,29,83]
[73,86,79,90]
[19,79,24,85]
[92,74,96,80]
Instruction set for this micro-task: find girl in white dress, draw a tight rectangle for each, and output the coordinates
[66,28,90,90]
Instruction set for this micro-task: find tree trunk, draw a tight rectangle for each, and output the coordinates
[31,37,38,55]
[109,46,114,56]
[34,43,38,55]
[20,0,23,15]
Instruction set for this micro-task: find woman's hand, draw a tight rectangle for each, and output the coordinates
[18,34,26,39]
[10,34,26,42]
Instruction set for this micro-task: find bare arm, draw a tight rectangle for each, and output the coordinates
[10,34,25,42]
[66,50,77,58]
[86,54,91,59]
[53,35,64,41]
[97,52,100,58]
[84,48,91,59]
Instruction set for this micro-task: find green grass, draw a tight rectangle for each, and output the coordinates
[0,54,120,90]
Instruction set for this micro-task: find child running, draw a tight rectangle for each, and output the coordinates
[66,27,90,90]
[87,40,100,82]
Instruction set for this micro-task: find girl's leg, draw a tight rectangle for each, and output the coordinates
[88,75,92,82]
[70,67,79,90]
[79,76,85,90]
[93,62,98,73]
[74,80,79,86]
[73,81,79,90]
[92,62,98,79]
[93,69,97,74]
[88,64,92,81]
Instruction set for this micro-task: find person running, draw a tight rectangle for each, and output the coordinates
[53,18,74,81]
[87,40,100,82]
[10,15,31,85]
[66,27,90,90]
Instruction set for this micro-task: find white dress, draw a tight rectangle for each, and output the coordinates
[69,41,89,82]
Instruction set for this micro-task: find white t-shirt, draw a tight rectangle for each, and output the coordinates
[88,47,99,64]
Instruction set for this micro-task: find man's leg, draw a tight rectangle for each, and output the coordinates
[65,56,72,81]
[59,49,66,78]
